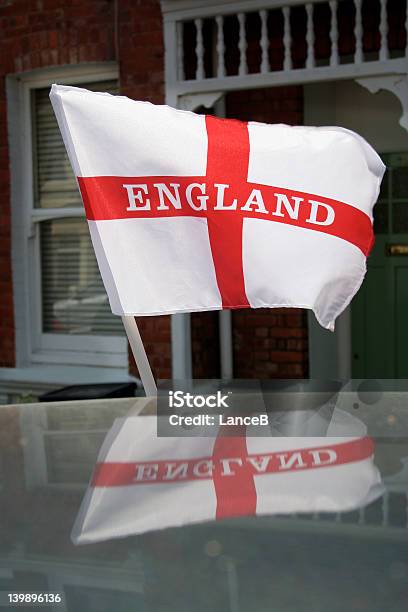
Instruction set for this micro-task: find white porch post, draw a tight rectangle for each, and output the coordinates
[164,17,193,382]
[219,310,233,380]
[171,313,192,380]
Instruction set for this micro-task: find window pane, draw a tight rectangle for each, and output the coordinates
[373,201,388,234]
[378,167,388,200]
[392,166,408,199]
[377,154,408,235]
[393,202,408,233]
[33,80,118,209]
[41,218,122,335]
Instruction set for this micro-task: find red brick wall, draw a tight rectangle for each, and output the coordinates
[129,315,172,382]
[225,85,303,125]
[118,0,164,103]
[0,0,117,369]
[233,310,309,379]
[0,0,172,379]
[1,0,116,73]
[191,312,220,379]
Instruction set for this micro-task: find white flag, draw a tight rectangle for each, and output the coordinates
[50,85,385,330]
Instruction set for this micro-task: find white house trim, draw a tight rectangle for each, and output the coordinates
[178,90,225,111]
[356,74,408,131]
[4,63,132,400]
[171,313,193,380]
[162,0,408,109]
[173,59,408,98]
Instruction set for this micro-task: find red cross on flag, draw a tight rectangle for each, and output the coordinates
[72,410,383,543]
[50,85,385,330]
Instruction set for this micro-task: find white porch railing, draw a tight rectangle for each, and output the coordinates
[161,0,408,107]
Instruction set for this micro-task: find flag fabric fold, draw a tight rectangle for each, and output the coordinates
[50,84,385,330]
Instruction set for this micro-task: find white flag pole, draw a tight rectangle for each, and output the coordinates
[121,316,157,397]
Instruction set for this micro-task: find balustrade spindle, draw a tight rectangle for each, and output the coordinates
[260,9,270,74]
[195,18,204,80]
[306,3,315,68]
[283,6,292,71]
[354,0,363,64]
[216,15,226,78]
[330,1,339,66]
[238,12,248,76]
[379,0,389,61]
[177,22,184,81]
[183,0,398,84]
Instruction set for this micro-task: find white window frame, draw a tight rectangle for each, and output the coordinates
[8,63,128,369]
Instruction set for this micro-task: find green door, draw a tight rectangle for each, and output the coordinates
[352,152,408,378]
